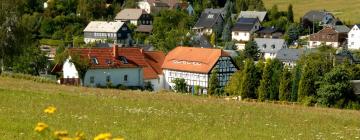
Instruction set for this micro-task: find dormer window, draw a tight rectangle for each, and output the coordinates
[119,56,128,64]
[263,44,266,48]
[208,14,214,18]
[105,59,112,64]
[271,44,275,49]
[91,57,99,65]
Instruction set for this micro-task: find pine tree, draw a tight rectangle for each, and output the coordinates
[240,59,257,99]
[279,67,292,101]
[270,4,279,21]
[291,64,301,102]
[236,0,248,12]
[208,68,219,96]
[298,64,316,102]
[210,33,216,47]
[287,4,294,23]
[222,21,232,42]
[225,71,242,95]
[257,59,272,101]
[244,41,260,60]
[269,59,283,100]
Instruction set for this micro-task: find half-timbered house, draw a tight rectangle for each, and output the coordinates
[162,47,238,94]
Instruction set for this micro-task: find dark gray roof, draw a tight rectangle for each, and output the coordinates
[191,34,212,48]
[193,12,223,28]
[334,25,350,33]
[232,23,255,31]
[276,48,304,62]
[238,11,267,22]
[257,27,278,34]
[237,17,259,24]
[254,38,286,53]
[303,10,333,22]
[204,8,225,17]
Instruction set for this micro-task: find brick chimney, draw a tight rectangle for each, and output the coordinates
[113,45,118,59]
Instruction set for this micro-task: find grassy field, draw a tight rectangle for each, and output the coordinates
[264,0,360,24]
[0,77,360,139]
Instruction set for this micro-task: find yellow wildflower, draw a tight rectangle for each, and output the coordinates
[94,133,112,140]
[75,131,86,140]
[60,137,74,140]
[54,130,69,138]
[112,137,125,140]
[44,106,57,114]
[34,122,48,132]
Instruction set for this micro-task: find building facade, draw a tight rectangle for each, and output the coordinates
[348,24,360,50]
[83,21,131,44]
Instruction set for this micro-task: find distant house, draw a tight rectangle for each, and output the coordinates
[162,47,238,94]
[191,34,213,48]
[275,48,304,67]
[238,11,267,22]
[138,0,182,14]
[115,9,152,26]
[334,49,360,64]
[192,12,224,35]
[57,45,165,91]
[254,38,287,60]
[232,18,261,42]
[302,10,342,29]
[204,8,226,18]
[348,24,360,50]
[256,27,283,39]
[309,25,350,48]
[83,21,131,44]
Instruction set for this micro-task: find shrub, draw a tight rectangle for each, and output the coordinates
[0,72,56,84]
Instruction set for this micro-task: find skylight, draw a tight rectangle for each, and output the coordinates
[208,14,214,18]
[119,56,128,64]
[91,57,99,65]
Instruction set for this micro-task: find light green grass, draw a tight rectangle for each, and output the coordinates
[0,77,360,139]
[264,0,360,24]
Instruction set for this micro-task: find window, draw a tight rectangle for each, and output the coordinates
[90,76,95,84]
[263,44,267,48]
[117,33,122,37]
[207,14,214,18]
[106,75,111,83]
[119,56,128,64]
[91,57,99,64]
[122,27,127,31]
[271,44,275,49]
[352,34,355,38]
[352,42,355,45]
[124,75,128,82]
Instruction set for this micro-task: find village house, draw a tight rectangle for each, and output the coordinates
[137,0,183,14]
[115,9,153,26]
[54,45,165,91]
[275,48,304,67]
[192,11,224,35]
[83,21,131,44]
[254,38,287,60]
[238,11,267,22]
[232,18,261,43]
[348,24,360,50]
[309,25,350,48]
[162,47,238,94]
[302,10,342,29]
[256,26,283,39]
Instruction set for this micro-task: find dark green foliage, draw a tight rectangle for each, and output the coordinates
[244,41,260,60]
[236,0,248,12]
[258,59,272,101]
[70,53,91,85]
[208,68,219,96]
[279,67,292,101]
[172,78,187,93]
[285,23,301,45]
[317,66,353,107]
[222,21,232,42]
[287,4,294,23]
[269,59,283,100]
[240,59,258,99]
[269,5,280,21]
[225,71,242,95]
[144,81,154,91]
[291,64,301,102]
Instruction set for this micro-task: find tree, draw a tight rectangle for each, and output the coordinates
[240,59,258,99]
[269,59,283,100]
[287,4,294,23]
[269,4,279,21]
[208,68,219,96]
[279,67,292,101]
[244,41,260,60]
[210,32,216,46]
[236,0,248,12]
[317,66,353,108]
[291,64,301,102]
[222,21,232,42]
[172,78,187,93]
[285,23,300,45]
[70,53,91,85]
[225,71,242,95]
[258,59,272,101]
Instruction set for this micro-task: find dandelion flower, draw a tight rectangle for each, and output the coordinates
[44,106,57,114]
[94,133,112,140]
[75,131,86,140]
[54,130,69,138]
[34,122,48,132]
[113,137,125,140]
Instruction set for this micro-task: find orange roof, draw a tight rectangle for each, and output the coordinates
[68,47,165,80]
[162,47,229,73]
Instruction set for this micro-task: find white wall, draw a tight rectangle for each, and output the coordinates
[309,41,339,48]
[130,20,139,26]
[232,31,251,41]
[138,1,151,14]
[163,69,209,90]
[144,74,164,91]
[348,25,360,50]
[62,58,79,79]
[83,68,144,87]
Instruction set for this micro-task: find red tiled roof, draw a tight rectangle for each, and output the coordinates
[162,46,230,73]
[68,46,165,80]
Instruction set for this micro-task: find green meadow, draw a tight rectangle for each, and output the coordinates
[0,77,359,139]
[264,0,360,24]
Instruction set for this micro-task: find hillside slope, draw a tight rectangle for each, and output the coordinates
[0,77,359,139]
[264,0,360,24]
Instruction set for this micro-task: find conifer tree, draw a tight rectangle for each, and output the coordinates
[287,4,294,23]
[279,67,292,101]
[208,68,219,96]
[258,59,272,101]
[291,64,301,102]
[240,59,257,99]
[269,59,283,100]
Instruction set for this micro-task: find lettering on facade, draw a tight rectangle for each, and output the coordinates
[172,60,202,65]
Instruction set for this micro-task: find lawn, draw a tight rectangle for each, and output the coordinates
[0,77,360,139]
[264,0,360,24]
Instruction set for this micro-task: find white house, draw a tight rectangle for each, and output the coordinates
[115,9,152,26]
[56,45,165,90]
[83,21,131,44]
[137,0,170,14]
[232,18,261,43]
[348,24,360,50]
[254,38,287,60]
[275,48,304,67]
[162,47,238,94]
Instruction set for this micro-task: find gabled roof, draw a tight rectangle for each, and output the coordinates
[204,8,225,16]
[232,17,259,32]
[84,21,125,33]
[68,47,165,80]
[254,38,286,53]
[238,11,267,22]
[275,48,304,62]
[162,47,230,73]
[193,12,223,29]
[334,25,350,33]
[115,9,146,20]
[303,10,334,22]
[257,27,279,34]
[237,17,259,24]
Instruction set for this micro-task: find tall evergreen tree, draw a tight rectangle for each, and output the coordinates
[244,41,260,60]
[236,0,248,12]
[270,4,279,21]
[279,67,292,101]
[222,21,232,42]
[240,59,258,99]
[287,4,294,23]
[298,64,316,102]
[269,59,283,100]
[291,64,301,102]
[208,68,219,96]
[258,59,272,101]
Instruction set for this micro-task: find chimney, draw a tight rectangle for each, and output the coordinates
[113,45,118,59]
